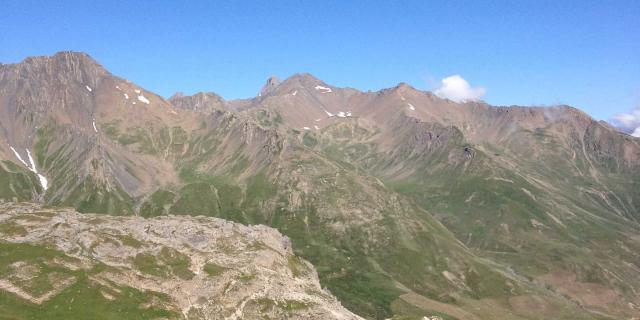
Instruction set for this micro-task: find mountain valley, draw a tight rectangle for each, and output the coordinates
[0,52,639,320]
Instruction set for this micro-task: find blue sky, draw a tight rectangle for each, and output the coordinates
[1,0,638,121]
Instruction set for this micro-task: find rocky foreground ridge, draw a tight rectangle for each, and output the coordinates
[0,202,362,320]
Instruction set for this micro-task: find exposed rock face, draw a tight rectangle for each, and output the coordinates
[0,202,362,320]
[258,76,281,97]
[169,92,228,113]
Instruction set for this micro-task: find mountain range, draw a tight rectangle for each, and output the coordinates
[0,51,639,320]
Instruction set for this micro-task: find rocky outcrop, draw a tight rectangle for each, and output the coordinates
[258,76,281,97]
[0,202,362,320]
[169,92,228,113]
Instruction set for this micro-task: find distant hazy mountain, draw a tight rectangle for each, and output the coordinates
[0,51,639,320]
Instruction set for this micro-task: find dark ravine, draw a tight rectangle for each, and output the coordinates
[0,51,639,319]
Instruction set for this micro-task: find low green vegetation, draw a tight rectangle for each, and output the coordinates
[0,161,40,201]
[302,132,318,148]
[132,253,164,277]
[0,243,179,319]
[0,221,28,237]
[203,263,227,276]
[390,298,459,320]
[287,255,308,277]
[61,176,134,215]
[0,275,179,320]
[158,247,194,280]
[133,247,193,280]
[280,299,310,311]
[250,298,309,313]
[139,190,175,217]
[118,234,143,248]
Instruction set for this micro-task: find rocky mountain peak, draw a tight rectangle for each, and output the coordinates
[12,51,109,81]
[395,82,411,89]
[265,73,336,96]
[385,82,420,96]
[169,91,186,100]
[258,76,281,97]
[285,73,324,86]
[169,91,227,113]
[0,51,111,120]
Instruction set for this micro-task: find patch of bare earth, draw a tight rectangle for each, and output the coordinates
[508,295,556,318]
[537,270,637,318]
[400,292,480,320]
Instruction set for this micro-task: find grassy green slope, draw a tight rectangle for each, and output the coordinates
[311,118,640,319]
[10,105,637,319]
[0,161,41,202]
[0,242,179,320]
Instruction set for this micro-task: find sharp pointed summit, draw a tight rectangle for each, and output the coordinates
[258,75,281,97]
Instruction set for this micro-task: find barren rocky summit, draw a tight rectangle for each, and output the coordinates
[0,202,362,320]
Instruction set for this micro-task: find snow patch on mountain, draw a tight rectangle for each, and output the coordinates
[85,85,92,92]
[9,146,28,167]
[324,110,353,118]
[92,119,98,132]
[137,95,150,104]
[10,146,49,191]
[25,150,35,170]
[408,103,415,110]
[26,150,48,191]
[37,174,48,190]
[315,85,332,93]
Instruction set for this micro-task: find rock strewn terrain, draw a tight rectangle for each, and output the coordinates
[0,202,362,320]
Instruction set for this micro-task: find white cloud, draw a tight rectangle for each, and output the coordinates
[434,75,485,103]
[611,106,640,137]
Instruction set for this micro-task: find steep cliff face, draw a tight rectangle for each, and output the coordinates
[0,202,362,320]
